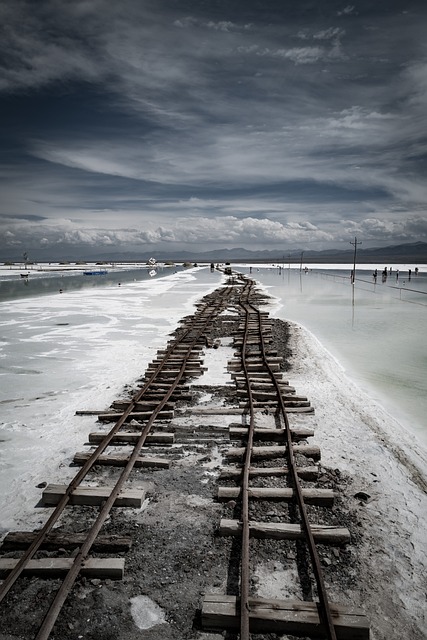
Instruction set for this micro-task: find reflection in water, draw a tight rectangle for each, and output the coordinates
[351,282,355,329]
[0,266,183,302]
[239,265,427,443]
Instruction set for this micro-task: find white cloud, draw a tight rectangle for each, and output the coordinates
[173,16,251,32]
[337,6,355,17]
[2,208,426,255]
[205,21,236,32]
[402,60,427,109]
[274,47,325,65]
[0,214,336,249]
[313,27,345,41]
[173,16,198,29]
[0,1,426,254]
[342,215,427,240]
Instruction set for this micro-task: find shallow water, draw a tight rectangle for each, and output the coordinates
[1,263,426,526]
[0,267,224,531]
[0,264,183,302]
[239,265,427,446]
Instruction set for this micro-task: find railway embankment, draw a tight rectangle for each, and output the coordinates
[0,276,425,640]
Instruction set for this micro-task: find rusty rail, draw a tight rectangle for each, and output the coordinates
[0,284,232,639]
[236,274,337,640]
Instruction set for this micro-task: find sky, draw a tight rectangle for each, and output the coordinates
[1,0,427,260]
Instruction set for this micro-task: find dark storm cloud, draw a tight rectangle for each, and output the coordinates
[0,0,426,258]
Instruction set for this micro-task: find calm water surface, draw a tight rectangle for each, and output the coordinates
[239,266,427,446]
[0,265,184,302]
[1,263,426,447]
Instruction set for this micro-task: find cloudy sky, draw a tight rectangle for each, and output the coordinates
[1,0,426,260]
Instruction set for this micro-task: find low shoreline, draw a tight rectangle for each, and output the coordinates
[0,272,425,638]
[284,319,427,638]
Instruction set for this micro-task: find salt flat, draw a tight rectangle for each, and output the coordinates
[0,265,426,638]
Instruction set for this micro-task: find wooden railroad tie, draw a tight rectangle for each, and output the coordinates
[234,357,282,364]
[233,339,273,346]
[138,381,188,389]
[236,390,303,401]
[219,519,350,544]
[1,532,132,553]
[188,407,314,416]
[238,400,312,409]
[230,371,284,380]
[134,392,193,401]
[144,368,206,376]
[234,381,295,391]
[226,445,321,461]
[220,465,319,481]
[111,400,175,411]
[88,432,175,445]
[0,558,124,580]
[41,484,146,508]
[218,486,334,506]
[97,410,174,422]
[234,349,278,357]
[236,329,272,335]
[73,452,170,468]
[141,372,205,382]
[228,363,281,372]
[156,347,203,354]
[229,426,314,441]
[201,594,369,639]
[149,357,203,364]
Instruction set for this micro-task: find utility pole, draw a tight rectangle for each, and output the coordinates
[350,237,362,284]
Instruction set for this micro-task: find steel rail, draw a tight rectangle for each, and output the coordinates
[238,283,258,640]
[0,299,214,604]
[35,287,232,639]
[246,284,338,640]
[0,285,231,635]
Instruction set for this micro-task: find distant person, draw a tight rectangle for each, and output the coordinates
[415,267,419,275]
[389,267,392,274]
[373,269,377,280]
[396,270,399,281]
[408,269,412,280]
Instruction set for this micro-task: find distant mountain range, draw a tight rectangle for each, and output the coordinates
[89,241,427,264]
[3,241,426,265]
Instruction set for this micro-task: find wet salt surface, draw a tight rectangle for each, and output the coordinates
[0,264,426,530]
[0,265,426,637]
[239,263,427,448]
[130,595,166,630]
[0,263,184,302]
[0,267,223,532]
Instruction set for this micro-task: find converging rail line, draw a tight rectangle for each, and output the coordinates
[0,272,370,639]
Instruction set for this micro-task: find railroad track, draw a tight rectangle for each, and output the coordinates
[0,274,369,639]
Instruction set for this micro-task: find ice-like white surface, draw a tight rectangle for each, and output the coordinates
[130,595,166,630]
[243,265,427,447]
[0,264,426,636]
[284,321,427,632]
[0,267,223,533]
